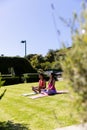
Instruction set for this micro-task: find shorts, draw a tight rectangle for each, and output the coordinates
[41,89,57,95]
[48,89,57,95]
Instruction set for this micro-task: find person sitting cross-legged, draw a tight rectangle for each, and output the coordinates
[32,73,46,94]
[41,73,57,95]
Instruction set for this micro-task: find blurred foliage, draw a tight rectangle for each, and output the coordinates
[61,1,87,122]
[0,120,29,130]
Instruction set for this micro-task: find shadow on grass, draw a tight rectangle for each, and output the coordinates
[0,120,30,130]
[0,89,6,100]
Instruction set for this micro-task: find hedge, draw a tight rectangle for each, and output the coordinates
[2,77,21,86]
[0,57,36,75]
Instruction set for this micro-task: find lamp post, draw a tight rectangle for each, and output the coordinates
[21,40,27,57]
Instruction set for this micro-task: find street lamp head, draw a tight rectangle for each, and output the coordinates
[21,40,26,43]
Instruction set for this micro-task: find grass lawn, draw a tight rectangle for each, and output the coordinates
[0,81,81,130]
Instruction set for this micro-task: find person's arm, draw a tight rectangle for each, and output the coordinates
[53,80,55,87]
[47,80,50,89]
[38,82,40,87]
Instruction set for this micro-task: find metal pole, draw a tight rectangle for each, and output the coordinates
[25,40,27,57]
[21,40,27,58]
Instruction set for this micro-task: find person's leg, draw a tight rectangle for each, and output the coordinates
[40,86,47,94]
[41,89,48,95]
[48,90,52,95]
[48,90,56,95]
[32,86,39,94]
[38,87,41,93]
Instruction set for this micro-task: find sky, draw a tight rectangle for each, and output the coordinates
[0,0,83,57]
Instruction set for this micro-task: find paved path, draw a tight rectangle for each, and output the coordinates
[55,123,87,130]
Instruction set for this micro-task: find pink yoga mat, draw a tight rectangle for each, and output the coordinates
[29,93,48,99]
[29,90,69,99]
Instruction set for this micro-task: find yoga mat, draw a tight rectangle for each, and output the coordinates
[57,90,69,94]
[21,92,37,96]
[29,90,69,99]
[29,93,48,99]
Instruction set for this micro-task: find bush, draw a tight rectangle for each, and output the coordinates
[22,73,49,83]
[61,4,87,122]
[22,73,39,83]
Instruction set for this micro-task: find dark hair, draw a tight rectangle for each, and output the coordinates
[51,73,56,80]
[39,73,44,78]
[51,73,55,78]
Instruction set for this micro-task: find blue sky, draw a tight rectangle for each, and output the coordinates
[0,0,82,57]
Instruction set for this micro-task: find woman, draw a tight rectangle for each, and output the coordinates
[32,73,46,93]
[42,73,57,95]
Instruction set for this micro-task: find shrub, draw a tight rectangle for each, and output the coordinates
[61,3,87,122]
[2,77,21,86]
[22,73,39,83]
[22,73,49,83]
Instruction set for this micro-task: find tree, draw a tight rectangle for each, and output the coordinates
[45,49,55,63]
[41,62,52,70]
[26,49,66,71]
[27,54,37,61]
[52,61,62,70]
[61,2,87,122]
[30,54,44,70]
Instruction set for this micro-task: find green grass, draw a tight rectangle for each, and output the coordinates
[0,81,81,130]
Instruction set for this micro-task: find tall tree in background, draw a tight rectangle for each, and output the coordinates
[28,54,44,70]
[45,49,55,63]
